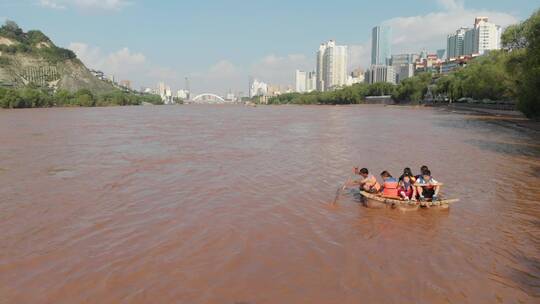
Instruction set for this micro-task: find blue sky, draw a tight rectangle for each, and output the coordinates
[1,0,537,94]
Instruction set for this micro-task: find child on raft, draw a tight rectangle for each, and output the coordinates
[398,173,417,201]
[415,169,441,202]
[380,171,399,198]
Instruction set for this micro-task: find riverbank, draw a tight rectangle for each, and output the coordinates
[378,102,538,133]
[439,103,540,133]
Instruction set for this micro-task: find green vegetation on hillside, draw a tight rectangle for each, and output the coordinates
[0,20,156,108]
[0,20,76,63]
[0,87,163,109]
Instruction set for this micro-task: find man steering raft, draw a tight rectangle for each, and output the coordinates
[347,167,381,193]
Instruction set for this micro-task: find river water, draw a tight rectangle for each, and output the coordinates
[0,105,539,303]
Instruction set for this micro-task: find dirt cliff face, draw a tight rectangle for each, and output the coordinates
[56,59,116,93]
[0,35,115,94]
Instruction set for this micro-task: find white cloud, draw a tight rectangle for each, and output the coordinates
[106,47,146,70]
[186,54,310,95]
[39,0,129,11]
[383,9,517,54]
[348,42,371,69]
[69,42,177,89]
[147,67,177,80]
[251,54,311,85]
[68,42,104,67]
[437,0,464,11]
[189,60,244,94]
[209,60,240,77]
[39,0,66,10]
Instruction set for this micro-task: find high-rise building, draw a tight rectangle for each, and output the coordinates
[249,79,268,97]
[316,44,325,91]
[473,17,502,55]
[295,70,307,93]
[351,68,364,78]
[306,71,316,92]
[158,82,167,98]
[365,65,396,85]
[436,49,447,60]
[450,17,502,58]
[177,89,189,99]
[371,25,392,65]
[463,28,476,55]
[226,92,236,102]
[316,40,348,91]
[397,64,415,83]
[295,70,317,93]
[447,28,468,59]
[390,54,419,67]
[390,54,418,83]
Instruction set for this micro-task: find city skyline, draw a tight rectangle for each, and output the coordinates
[1,0,535,94]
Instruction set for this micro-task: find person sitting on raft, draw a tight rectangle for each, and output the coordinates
[349,167,381,193]
[399,167,417,183]
[398,173,417,201]
[380,171,399,198]
[415,169,441,202]
[416,165,429,180]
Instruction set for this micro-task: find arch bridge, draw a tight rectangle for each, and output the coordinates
[192,93,226,103]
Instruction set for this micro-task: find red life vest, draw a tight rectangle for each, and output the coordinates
[382,179,399,198]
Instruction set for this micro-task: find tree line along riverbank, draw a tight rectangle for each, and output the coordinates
[0,87,163,108]
[268,9,540,120]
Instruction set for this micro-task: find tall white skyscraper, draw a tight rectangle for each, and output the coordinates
[371,26,392,65]
[472,17,502,55]
[316,40,348,91]
[295,70,307,93]
[295,70,317,93]
[306,71,316,92]
[450,17,502,58]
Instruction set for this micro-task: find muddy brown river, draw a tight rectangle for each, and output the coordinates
[0,105,539,303]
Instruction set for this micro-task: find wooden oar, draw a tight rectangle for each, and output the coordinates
[331,175,353,205]
[414,183,444,187]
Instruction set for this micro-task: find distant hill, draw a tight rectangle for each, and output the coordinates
[0,20,115,94]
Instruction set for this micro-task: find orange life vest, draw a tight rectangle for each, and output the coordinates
[382,178,399,198]
[363,175,381,192]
